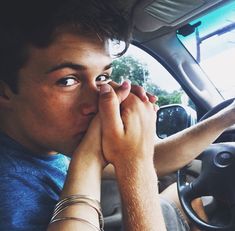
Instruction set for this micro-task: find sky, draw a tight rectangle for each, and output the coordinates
[173,1,235,99]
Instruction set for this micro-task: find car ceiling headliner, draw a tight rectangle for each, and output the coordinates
[120,0,226,39]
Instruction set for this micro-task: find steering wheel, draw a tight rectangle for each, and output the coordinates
[177,98,235,231]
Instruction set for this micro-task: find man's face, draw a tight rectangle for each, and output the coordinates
[8,33,112,155]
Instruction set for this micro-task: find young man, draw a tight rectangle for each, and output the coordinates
[0,1,167,230]
[1,0,235,231]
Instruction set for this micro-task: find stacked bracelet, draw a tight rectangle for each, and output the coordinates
[50,194,104,231]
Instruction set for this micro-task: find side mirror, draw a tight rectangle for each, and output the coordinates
[157,104,197,139]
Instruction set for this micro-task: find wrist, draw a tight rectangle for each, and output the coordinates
[210,113,233,132]
[61,153,102,200]
[223,111,235,127]
[72,150,103,172]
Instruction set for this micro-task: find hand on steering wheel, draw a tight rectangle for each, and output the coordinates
[177,98,235,231]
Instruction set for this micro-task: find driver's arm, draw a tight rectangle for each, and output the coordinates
[103,100,235,178]
[154,100,235,176]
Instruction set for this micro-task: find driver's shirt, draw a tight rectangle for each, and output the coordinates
[0,132,70,231]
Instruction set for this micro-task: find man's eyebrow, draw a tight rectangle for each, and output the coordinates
[104,63,113,70]
[45,62,85,74]
[46,62,113,74]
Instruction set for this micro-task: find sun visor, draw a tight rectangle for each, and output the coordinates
[134,0,224,32]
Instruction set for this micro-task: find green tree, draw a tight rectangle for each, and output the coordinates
[111,56,149,86]
[145,82,183,106]
[112,55,183,107]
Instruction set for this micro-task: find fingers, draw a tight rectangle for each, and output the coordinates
[146,92,158,104]
[110,81,158,103]
[121,93,157,133]
[112,80,131,104]
[109,81,120,89]
[130,84,149,102]
[153,104,159,112]
[130,85,158,111]
[108,80,158,115]
[99,85,157,165]
[98,84,123,137]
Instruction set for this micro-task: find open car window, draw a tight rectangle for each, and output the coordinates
[177,1,235,100]
[112,44,195,109]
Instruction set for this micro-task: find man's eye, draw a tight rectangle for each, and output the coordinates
[96,74,111,83]
[56,77,79,86]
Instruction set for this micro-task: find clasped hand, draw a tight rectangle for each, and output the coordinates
[74,81,158,170]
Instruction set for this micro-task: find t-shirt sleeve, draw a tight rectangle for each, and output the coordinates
[0,172,58,231]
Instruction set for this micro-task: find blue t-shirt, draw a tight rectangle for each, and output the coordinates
[0,132,70,231]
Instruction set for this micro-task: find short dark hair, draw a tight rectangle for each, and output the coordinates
[0,0,133,93]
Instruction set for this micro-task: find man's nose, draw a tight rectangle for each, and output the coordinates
[80,84,99,116]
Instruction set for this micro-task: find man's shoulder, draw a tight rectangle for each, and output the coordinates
[0,132,69,172]
[0,148,69,181]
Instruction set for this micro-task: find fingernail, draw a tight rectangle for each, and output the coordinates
[100,84,111,95]
[122,79,131,89]
[151,95,157,101]
[153,104,159,112]
[142,95,149,102]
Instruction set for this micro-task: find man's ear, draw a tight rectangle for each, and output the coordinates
[0,81,15,108]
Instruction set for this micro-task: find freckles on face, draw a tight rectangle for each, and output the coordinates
[10,33,112,154]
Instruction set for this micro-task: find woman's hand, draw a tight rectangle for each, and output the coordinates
[98,83,157,168]
[110,80,158,104]
[72,80,158,169]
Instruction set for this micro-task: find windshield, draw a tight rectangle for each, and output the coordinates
[177,1,235,99]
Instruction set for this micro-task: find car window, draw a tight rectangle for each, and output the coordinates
[177,1,235,100]
[112,44,195,108]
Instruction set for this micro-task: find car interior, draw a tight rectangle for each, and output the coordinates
[102,0,235,230]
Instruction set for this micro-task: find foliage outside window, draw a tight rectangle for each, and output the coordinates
[111,51,188,107]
